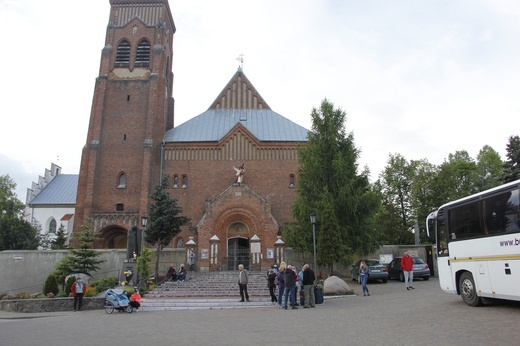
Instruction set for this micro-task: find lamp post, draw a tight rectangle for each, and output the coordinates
[310,212,317,284]
[139,216,148,285]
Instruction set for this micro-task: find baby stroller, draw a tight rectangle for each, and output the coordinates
[104,289,133,314]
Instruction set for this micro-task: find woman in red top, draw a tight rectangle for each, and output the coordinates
[129,289,141,310]
[401,251,414,290]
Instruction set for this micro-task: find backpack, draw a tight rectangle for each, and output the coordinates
[274,275,279,286]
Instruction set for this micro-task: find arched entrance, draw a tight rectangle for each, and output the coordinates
[100,225,128,249]
[227,222,250,270]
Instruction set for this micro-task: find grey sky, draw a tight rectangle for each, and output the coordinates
[1,0,518,200]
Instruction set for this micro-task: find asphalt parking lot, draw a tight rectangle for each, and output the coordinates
[1,277,519,346]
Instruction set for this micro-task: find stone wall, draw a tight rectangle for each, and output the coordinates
[0,248,187,295]
[0,297,105,313]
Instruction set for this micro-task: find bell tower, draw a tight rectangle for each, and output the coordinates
[75,0,175,244]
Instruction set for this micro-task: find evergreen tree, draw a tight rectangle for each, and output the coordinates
[290,99,380,271]
[147,177,190,280]
[136,247,153,284]
[316,191,347,276]
[53,218,104,283]
[51,224,68,249]
[43,274,59,296]
[502,135,520,183]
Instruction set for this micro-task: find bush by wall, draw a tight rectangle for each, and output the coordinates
[43,274,59,297]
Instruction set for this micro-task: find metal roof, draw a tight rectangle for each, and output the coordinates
[164,109,309,143]
[28,174,78,205]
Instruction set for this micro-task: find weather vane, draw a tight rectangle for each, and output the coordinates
[236,53,244,70]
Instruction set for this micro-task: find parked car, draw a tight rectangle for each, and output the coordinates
[351,259,388,283]
[387,257,430,281]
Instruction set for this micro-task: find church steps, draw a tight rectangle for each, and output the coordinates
[140,271,275,310]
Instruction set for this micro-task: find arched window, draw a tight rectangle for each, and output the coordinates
[49,218,57,234]
[115,39,131,67]
[173,175,179,188]
[135,39,150,67]
[176,237,184,248]
[117,172,127,188]
[289,174,295,188]
[182,175,188,188]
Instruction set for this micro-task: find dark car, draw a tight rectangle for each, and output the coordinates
[351,259,388,283]
[387,257,430,281]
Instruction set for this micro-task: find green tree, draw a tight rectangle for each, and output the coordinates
[502,135,520,183]
[377,153,416,242]
[146,177,190,280]
[0,175,39,250]
[476,145,503,191]
[136,247,153,285]
[0,217,39,250]
[316,191,348,276]
[54,218,104,284]
[434,150,478,203]
[51,224,68,250]
[290,99,380,272]
[410,159,438,244]
[0,175,24,218]
[43,274,59,296]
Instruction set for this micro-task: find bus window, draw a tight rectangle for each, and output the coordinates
[484,188,520,234]
[449,201,483,240]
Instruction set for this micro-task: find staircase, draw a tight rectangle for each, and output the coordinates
[141,271,275,311]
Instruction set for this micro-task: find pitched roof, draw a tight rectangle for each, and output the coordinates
[164,69,309,143]
[165,109,309,142]
[28,174,78,206]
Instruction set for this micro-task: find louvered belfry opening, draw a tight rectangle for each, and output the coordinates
[135,39,151,67]
[115,39,131,67]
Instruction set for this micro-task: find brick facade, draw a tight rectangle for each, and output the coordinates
[75,0,307,271]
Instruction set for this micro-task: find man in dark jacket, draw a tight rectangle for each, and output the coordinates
[283,266,297,309]
[302,264,316,308]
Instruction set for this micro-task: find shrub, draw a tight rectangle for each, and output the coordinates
[43,274,60,296]
[89,277,119,294]
[84,286,97,297]
[65,276,76,296]
[16,292,30,299]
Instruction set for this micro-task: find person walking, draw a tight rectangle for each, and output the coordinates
[71,276,87,312]
[276,263,286,309]
[238,264,250,302]
[401,251,414,290]
[283,265,297,310]
[267,268,278,305]
[359,261,370,296]
[302,264,316,308]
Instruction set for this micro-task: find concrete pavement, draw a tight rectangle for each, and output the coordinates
[1,277,519,346]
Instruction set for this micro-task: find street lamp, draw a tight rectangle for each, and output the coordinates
[139,216,148,285]
[310,212,317,284]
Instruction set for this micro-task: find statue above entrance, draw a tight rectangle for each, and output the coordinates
[233,163,245,186]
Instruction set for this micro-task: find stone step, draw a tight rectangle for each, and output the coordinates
[140,298,277,311]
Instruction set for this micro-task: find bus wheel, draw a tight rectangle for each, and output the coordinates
[459,272,482,307]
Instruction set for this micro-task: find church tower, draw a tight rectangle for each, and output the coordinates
[75,0,175,247]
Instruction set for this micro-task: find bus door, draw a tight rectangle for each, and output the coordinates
[433,214,457,294]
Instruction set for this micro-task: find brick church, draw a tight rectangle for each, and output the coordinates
[74,0,309,271]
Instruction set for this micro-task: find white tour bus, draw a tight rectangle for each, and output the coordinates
[426,179,520,306]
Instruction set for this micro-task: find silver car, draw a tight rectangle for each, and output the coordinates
[351,259,388,283]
